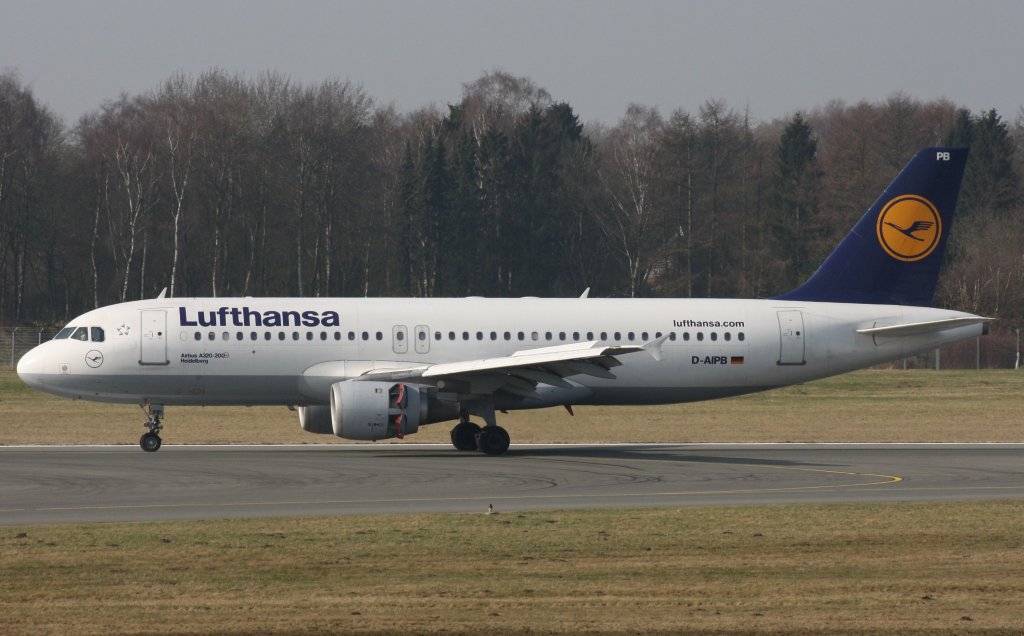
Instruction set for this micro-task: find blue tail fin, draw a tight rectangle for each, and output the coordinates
[775,147,968,306]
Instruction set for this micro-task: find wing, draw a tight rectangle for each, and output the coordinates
[359,337,668,400]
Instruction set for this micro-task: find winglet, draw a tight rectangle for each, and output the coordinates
[642,335,670,362]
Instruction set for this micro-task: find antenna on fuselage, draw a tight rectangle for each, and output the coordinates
[579,287,590,299]
[155,287,167,300]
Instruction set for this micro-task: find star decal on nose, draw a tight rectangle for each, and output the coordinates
[117,324,131,336]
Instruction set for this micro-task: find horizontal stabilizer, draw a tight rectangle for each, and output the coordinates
[856,316,991,338]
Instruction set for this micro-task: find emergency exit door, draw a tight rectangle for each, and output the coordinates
[777,310,805,365]
[140,310,169,365]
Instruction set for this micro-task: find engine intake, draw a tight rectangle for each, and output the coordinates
[329,380,428,440]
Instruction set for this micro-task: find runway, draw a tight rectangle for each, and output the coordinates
[2,444,1023,525]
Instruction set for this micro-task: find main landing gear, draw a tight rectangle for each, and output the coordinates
[450,410,510,456]
[139,403,164,452]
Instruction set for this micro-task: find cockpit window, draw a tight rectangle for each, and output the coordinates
[91,327,105,342]
[55,327,75,340]
[71,327,90,341]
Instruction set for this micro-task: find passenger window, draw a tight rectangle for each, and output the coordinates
[697,332,704,341]
[600,332,607,341]
[306,332,314,341]
[669,332,677,341]
[684,332,691,341]
[222,332,229,341]
[559,332,566,341]
[544,332,552,341]
[264,332,272,341]
[194,332,201,341]
[362,332,369,341]
[738,332,746,341]
[627,332,635,341]
[71,327,89,341]
[504,332,511,341]
[641,332,648,341]
[334,332,341,341]
[710,332,718,342]
[278,332,285,341]
[655,332,662,339]
[435,331,442,341]
[587,332,594,340]
[236,332,243,341]
[572,331,580,341]
[476,331,483,341]
[614,332,621,341]
[251,332,258,341]
[348,331,355,341]
[531,332,538,341]
[375,332,383,341]
[489,331,496,341]
[449,331,456,340]
[724,332,731,342]
[396,331,405,341]
[292,332,299,341]
[208,332,215,341]
[91,327,105,342]
[517,331,524,341]
[418,331,427,341]
[462,332,469,341]
[55,327,75,340]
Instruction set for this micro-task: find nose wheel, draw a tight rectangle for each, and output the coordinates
[140,432,162,452]
[139,403,164,452]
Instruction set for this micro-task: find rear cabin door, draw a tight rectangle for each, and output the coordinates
[140,310,169,365]
[777,310,806,365]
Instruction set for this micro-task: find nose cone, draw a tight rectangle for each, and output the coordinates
[17,345,49,391]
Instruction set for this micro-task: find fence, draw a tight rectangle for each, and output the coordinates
[3,328,59,369]
[2,327,1022,371]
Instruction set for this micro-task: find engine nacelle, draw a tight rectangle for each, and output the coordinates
[329,380,428,441]
[297,405,333,434]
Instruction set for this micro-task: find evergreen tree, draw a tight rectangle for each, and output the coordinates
[771,113,822,290]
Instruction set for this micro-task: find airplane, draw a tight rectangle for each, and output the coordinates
[17,147,988,456]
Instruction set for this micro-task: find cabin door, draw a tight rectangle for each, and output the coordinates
[139,310,169,365]
[777,310,806,365]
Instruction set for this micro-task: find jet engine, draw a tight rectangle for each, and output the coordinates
[297,405,333,434]
[329,380,429,441]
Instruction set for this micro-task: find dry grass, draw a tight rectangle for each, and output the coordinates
[1,369,1023,445]
[2,501,1023,634]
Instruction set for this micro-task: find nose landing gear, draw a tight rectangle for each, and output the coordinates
[139,403,164,452]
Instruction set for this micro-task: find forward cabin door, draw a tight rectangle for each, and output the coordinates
[777,310,806,365]
[140,310,169,365]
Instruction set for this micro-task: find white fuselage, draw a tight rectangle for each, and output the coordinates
[17,297,984,411]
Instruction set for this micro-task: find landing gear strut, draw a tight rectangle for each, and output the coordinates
[139,403,164,452]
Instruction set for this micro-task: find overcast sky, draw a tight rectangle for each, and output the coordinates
[3,0,1022,127]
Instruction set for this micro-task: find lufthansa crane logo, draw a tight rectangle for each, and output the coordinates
[876,195,942,262]
[85,350,104,368]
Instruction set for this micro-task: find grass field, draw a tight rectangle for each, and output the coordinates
[3,369,1023,634]
[1,369,1023,445]
[2,502,1023,634]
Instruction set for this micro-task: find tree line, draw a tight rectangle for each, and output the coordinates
[1,69,1022,328]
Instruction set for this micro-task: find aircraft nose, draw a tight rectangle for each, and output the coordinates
[16,345,49,390]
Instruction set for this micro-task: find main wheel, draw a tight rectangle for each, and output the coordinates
[475,426,510,456]
[140,432,162,452]
[450,422,482,451]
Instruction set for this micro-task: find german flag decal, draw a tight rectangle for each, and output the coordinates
[730,356,745,365]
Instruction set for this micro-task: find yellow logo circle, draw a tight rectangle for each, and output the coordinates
[876,195,942,262]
